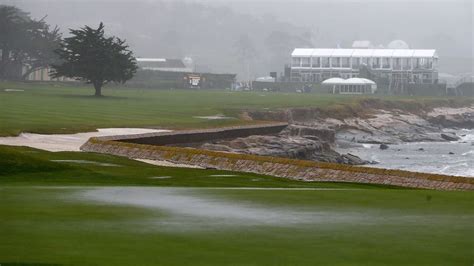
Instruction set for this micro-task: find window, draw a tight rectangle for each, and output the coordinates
[341,57,350,68]
[402,58,411,70]
[393,58,401,70]
[312,57,320,68]
[301,57,310,67]
[422,73,432,83]
[427,58,433,69]
[372,58,381,68]
[302,72,311,81]
[312,73,321,82]
[352,58,360,69]
[292,57,301,67]
[414,58,422,69]
[361,57,369,66]
[382,58,390,68]
[322,57,330,68]
[331,57,341,68]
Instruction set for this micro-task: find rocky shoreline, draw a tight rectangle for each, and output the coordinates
[199,104,474,166]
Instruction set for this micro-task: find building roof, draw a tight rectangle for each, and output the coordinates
[413,50,437,57]
[392,49,415,57]
[291,48,314,57]
[291,48,437,58]
[346,78,376,85]
[331,49,354,57]
[136,58,188,70]
[136,58,166,62]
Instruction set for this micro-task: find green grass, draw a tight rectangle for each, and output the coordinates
[1,82,473,265]
[0,145,382,188]
[2,81,471,136]
[1,145,473,265]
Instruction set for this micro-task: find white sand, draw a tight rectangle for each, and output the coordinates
[0,128,207,169]
[0,128,170,152]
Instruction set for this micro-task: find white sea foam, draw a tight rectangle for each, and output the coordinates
[336,129,474,177]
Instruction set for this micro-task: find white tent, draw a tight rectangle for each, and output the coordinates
[322,77,377,94]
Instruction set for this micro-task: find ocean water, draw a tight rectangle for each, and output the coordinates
[336,129,474,177]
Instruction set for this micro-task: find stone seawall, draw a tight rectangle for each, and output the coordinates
[104,123,289,146]
[81,138,474,191]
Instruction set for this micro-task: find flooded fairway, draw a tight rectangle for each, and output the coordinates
[2,186,473,265]
[77,187,408,231]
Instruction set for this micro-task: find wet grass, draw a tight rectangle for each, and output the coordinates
[1,81,473,265]
[0,145,383,189]
[2,81,471,136]
[0,81,352,136]
[0,145,473,265]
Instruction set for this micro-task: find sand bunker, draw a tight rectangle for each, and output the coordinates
[0,128,210,169]
[0,128,170,152]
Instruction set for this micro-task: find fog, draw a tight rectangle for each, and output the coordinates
[4,0,473,78]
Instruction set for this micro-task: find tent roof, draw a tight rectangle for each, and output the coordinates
[322,77,376,85]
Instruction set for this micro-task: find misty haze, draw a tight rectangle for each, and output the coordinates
[0,0,473,265]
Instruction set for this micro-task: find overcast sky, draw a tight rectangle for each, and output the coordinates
[2,0,473,74]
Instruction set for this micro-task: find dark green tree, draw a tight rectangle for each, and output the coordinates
[51,23,137,96]
[0,5,61,80]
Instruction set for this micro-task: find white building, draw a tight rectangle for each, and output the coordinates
[290,48,438,85]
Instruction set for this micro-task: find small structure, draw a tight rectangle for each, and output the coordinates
[322,77,377,94]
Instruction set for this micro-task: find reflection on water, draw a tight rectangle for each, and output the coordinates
[78,187,371,231]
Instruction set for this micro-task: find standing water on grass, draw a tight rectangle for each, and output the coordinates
[337,129,474,177]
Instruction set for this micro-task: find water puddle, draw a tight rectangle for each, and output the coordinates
[78,187,370,231]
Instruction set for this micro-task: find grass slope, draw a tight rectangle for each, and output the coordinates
[2,81,471,136]
[1,145,473,265]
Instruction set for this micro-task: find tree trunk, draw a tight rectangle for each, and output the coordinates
[0,48,10,79]
[93,81,103,97]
